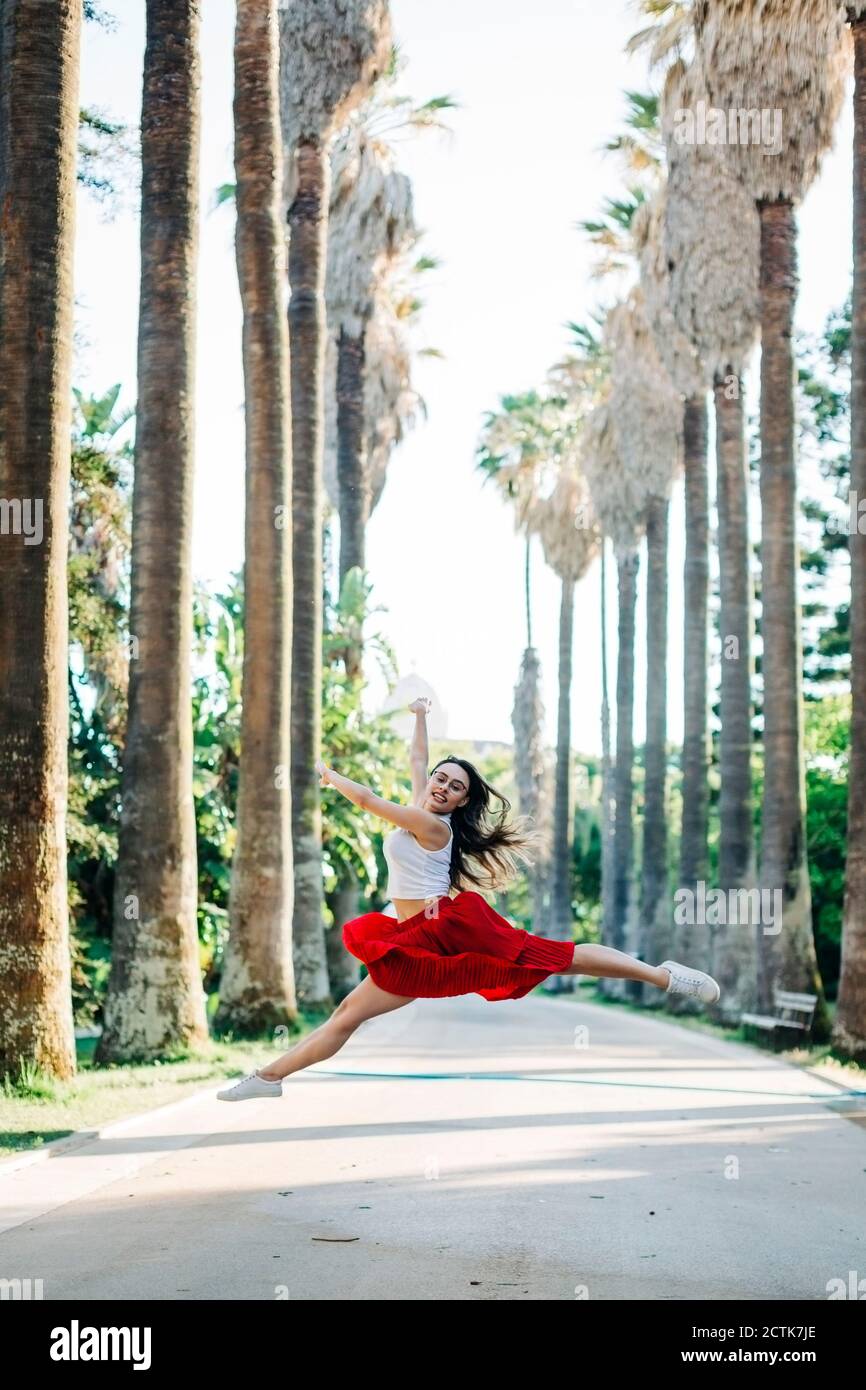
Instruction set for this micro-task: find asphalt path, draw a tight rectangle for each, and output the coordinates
[2,992,864,1300]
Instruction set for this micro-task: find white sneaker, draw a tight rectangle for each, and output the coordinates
[217,1070,283,1101]
[660,960,721,1005]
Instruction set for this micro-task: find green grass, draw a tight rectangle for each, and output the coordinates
[0,1010,326,1161]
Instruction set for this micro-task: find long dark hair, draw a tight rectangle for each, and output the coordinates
[430,755,541,894]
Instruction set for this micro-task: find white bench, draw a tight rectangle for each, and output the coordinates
[740,990,817,1051]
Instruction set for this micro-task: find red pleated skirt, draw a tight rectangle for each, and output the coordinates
[341,890,575,1001]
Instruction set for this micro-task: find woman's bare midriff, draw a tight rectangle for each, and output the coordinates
[392,892,454,923]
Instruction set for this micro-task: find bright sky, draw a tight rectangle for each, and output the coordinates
[75,1,854,754]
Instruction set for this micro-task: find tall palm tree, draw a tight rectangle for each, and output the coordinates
[599,539,614,951]
[523,452,601,968]
[215,0,296,1037]
[477,392,558,933]
[350,267,429,514]
[511,564,552,939]
[324,66,453,620]
[598,63,711,984]
[584,385,649,978]
[632,192,701,988]
[97,1,208,1065]
[605,290,683,981]
[836,3,866,1061]
[323,255,431,543]
[693,0,848,1022]
[658,56,762,1016]
[325,123,414,671]
[278,0,391,1010]
[556,332,616,949]
[581,113,688,981]
[0,0,81,1082]
[678,400,710,901]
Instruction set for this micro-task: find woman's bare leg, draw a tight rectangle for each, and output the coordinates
[255,976,416,1081]
[559,943,670,990]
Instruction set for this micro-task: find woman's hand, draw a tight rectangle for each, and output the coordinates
[408,696,432,717]
[315,758,332,786]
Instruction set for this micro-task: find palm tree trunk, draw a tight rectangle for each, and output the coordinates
[756,199,826,1029]
[835,13,866,1063]
[337,324,367,681]
[97,0,208,1064]
[288,137,332,1011]
[674,393,711,989]
[548,576,575,990]
[336,325,369,684]
[0,0,81,1082]
[525,532,532,648]
[679,394,710,891]
[513,538,548,936]
[600,540,615,949]
[610,549,638,977]
[527,537,548,936]
[325,869,363,1001]
[640,496,670,986]
[216,0,297,1037]
[713,373,758,1016]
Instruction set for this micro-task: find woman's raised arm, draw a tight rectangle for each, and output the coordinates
[408,696,431,806]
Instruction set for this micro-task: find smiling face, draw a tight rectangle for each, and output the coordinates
[424,762,470,815]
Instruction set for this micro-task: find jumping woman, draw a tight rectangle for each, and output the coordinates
[218,697,720,1101]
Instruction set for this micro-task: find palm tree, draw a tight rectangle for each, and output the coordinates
[556,335,615,955]
[278,0,391,1010]
[322,256,429,964]
[581,110,687,982]
[628,0,695,66]
[599,539,614,952]
[215,0,296,1037]
[632,192,702,986]
[0,0,81,1082]
[523,451,601,968]
[326,127,413,597]
[349,268,429,516]
[605,291,683,982]
[584,383,648,977]
[477,392,558,934]
[324,65,453,625]
[607,39,711,983]
[511,584,552,938]
[692,0,848,1022]
[836,3,866,1061]
[97,1,208,1064]
[658,56,762,1016]
[630,184,712,951]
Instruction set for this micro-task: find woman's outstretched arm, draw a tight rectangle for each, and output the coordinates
[315,758,448,841]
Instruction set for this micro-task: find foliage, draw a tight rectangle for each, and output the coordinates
[191,576,244,988]
[797,295,851,695]
[804,696,848,996]
[65,387,418,1021]
[320,538,407,912]
[77,108,139,218]
[67,387,133,1026]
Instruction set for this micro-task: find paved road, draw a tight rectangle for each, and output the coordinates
[2,993,864,1300]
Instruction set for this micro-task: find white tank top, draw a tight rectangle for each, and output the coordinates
[383,813,453,899]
